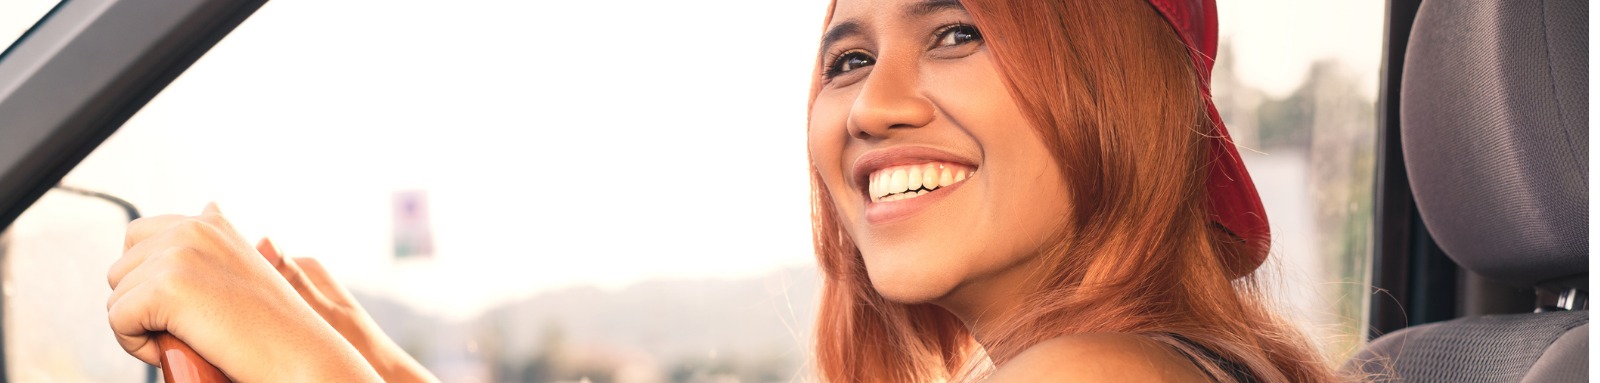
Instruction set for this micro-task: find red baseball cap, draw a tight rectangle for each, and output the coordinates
[1146,0,1271,276]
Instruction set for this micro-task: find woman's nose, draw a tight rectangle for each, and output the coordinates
[845,62,935,140]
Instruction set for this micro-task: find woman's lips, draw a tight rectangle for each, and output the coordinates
[866,162,975,202]
[864,166,975,224]
[851,147,980,225]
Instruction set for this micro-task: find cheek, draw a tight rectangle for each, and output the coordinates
[984,136,1073,252]
[807,94,859,214]
[968,94,1074,262]
[920,57,1073,287]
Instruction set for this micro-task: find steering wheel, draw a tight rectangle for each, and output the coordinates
[157,333,228,383]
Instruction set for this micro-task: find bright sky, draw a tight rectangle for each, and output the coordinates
[6,0,1382,320]
[1217,0,1385,97]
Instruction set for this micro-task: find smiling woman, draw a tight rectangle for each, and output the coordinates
[806,0,1338,381]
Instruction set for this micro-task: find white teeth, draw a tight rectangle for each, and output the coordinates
[867,162,977,202]
[884,174,894,197]
[881,172,892,197]
[889,169,907,195]
[870,172,884,198]
[907,166,923,191]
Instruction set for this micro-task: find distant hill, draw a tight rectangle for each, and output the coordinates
[353,265,821,383]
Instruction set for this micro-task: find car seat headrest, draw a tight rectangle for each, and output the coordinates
[1400,0,1587,288]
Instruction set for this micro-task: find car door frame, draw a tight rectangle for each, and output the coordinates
[0,0,267,378]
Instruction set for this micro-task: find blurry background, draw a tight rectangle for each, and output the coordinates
[0,0,1381,382]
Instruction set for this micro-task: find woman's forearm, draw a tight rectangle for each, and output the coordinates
[257,240,439,383]
[209,280,384,382]
[343,316,438,383]
[263,320,385,382]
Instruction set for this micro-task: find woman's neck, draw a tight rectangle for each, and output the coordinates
[932,254,1052,365]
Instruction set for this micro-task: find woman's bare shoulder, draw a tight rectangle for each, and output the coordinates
[986,333,1211,382]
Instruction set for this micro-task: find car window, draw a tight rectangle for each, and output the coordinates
[4,190,148,382]
[0,0,58,54]
[1214,0,1383,361]
[0,0,1383,380]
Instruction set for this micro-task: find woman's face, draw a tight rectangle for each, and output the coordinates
[809,0,1074,304]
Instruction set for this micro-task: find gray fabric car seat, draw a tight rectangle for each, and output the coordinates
[1345,0,1588,382]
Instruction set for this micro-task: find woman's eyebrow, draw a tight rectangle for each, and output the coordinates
[819,21,863,57]
[817,0,965,58]
[906,0,966,18]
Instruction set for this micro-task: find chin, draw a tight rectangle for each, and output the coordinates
[861,247,966,304]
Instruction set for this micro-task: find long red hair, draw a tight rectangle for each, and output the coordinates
[806,0,1339,382]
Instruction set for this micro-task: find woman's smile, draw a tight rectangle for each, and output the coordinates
[853,146,979,224]
[866,162,972,203]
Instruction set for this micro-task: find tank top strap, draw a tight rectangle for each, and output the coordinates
[1163,333,1258,383]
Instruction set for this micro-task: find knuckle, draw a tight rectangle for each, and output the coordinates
[149,270,189,298]
[206,211,232,226]
[158,246,199,263]
[279,263,305,285]
[177,217,212,235]
[271,256,295,275]
[106,292,134,324]
[195,210,232,230]
[279,256,305,274]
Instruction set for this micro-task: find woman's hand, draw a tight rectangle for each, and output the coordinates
[107,203,381,382]
[255,238,439,383]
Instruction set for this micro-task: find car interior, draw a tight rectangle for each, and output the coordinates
[0,0,1587,382]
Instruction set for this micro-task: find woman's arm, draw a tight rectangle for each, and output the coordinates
[107,203,382,382]
[256,238,439,383]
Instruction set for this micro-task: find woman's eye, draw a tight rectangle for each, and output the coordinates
[935,24,982,48]
[828,51,876,76]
